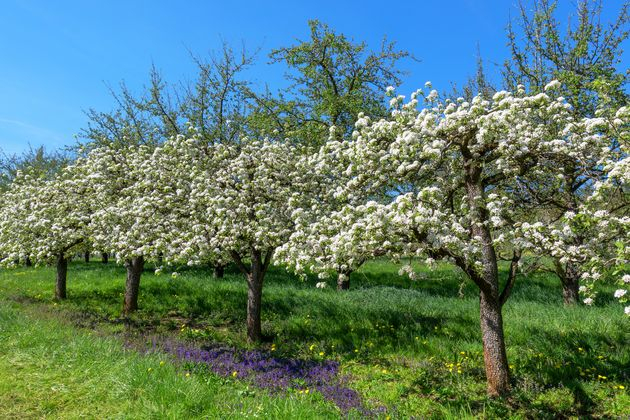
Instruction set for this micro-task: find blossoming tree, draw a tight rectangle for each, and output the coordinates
[80,145,158,314]
[275,143,395,290]
[285,84,627,395]
[175,138,321,342]
[0,167,91,299]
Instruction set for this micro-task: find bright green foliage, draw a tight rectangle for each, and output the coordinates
[265,20,410,145]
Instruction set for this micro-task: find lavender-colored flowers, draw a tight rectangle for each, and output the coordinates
[137,337,380,416]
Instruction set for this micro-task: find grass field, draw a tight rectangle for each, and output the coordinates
[0,260,628,418]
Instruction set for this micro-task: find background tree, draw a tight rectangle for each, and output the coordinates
[0,145,72,266]
[262,20,411,146]
[79,81,162,152]
[0,145,70,192]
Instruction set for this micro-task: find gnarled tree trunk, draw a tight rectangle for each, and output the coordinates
[25,256,32,267]
[84,251,90,263]
[55,253,68,300]
[123,256,144,314]
[101,252,109,264]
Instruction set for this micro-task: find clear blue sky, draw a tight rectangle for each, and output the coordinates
[0,0,627,154]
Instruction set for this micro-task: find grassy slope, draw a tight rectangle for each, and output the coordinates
[0,260,628,418]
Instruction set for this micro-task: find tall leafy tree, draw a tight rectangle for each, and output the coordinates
[263,20,411,146]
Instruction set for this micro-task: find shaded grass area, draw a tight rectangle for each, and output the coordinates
[0,259,628,418]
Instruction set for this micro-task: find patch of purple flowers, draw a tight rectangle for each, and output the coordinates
[137,337,381,416]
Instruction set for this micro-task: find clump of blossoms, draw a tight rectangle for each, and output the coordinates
[575,105,630,313]
[142,132,231,272]
[282,84,629,396]
[275,127,397,291]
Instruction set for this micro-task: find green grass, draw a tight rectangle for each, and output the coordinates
[0,259,628,418]
[0,299,338,419]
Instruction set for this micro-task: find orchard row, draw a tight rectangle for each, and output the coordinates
[1,83,628,396]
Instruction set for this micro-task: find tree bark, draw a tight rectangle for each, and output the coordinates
[101,252,109,264]
[479,290,511,396]
[84,251,90,263]
[465,163,511,396]
[213,264,225,279]
[55,253,68,300]
[123,256,144,315]
[562,275,580,305]
[555,260,581,305]
[25,256,32,267]
[337,269,352,290]
[229,248,271,343]
[246,250,265,342]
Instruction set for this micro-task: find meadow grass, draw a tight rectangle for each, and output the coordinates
[0,259,628,418]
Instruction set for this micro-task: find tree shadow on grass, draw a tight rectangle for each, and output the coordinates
[63,267,480,356]
[510,327,627,418]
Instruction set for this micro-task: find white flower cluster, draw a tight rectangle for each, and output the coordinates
[0,84,627,316]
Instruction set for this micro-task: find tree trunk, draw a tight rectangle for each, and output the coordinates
[562,275,580,305]
[157,251,164,266]
[337,269,352,290]
[231,248,270,343]
[246,251,265,342]
[554,260,581,305]
[101,252,109,264]
[84,251,90,263]
[123,256,144,315]
[479,290,511,396]
[25,256,32,267]
[213,264,225,279]
[55,254,68,300]
[465,165,511,396]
